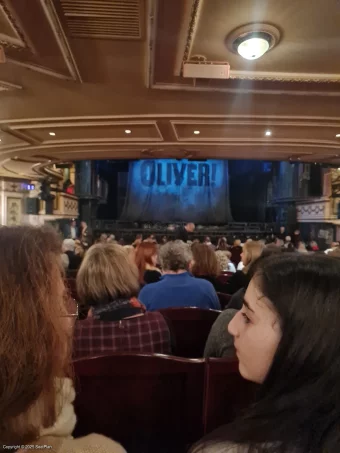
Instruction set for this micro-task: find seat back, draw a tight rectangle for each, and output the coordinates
[216,274,232,286]
[158,307,220,358]
[74,353,205,453]
[203,358,257,434]
[217,292,232,310]
[65,278,77,300]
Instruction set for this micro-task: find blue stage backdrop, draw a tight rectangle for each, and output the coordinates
[120,159,233,223]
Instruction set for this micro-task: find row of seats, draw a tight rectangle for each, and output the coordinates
[73,353,256,453]
[66,279,232,357]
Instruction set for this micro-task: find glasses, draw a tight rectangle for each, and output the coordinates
[61,297,79,320]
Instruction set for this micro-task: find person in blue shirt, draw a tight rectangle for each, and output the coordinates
[139,240,221,312]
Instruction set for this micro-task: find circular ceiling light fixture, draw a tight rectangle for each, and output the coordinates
[237,34,270,60]
[226,24,280,61]
[265,130,272,136]
[125,129,132,134]
[194,130,200,135]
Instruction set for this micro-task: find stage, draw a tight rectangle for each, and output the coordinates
[93,220,275,243]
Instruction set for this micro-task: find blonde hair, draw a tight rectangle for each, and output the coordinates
[215,250,231,271]
[242,241,265,273]
[76,243,140,305]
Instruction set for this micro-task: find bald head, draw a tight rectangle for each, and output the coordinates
[185,223,195,233]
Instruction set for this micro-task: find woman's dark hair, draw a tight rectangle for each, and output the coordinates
[196,254,340,453]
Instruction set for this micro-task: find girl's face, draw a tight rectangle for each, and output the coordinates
[228,278,282,383]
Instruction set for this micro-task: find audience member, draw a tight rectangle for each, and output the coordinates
[64,218,78,240]
[309,240,319,251]
[215,250,236,273]
[325,242,340,254]
[107,234,116,243]
[97,233,107,243]
[275,237,284,247]
[230,239,243,266]
[161,235,168,245]
[144,234,157,243]
[284,242,296,253]
[0,226,125,451]
[192,254,340,453]
[297,241,308,253]
[135,242,161,285]
[74,239,85,258]
[284,235,292,248]
[292,229,302,248]
[226,241,264,295]
[216,237,229,251]
[191,243,228,292]
[204,308,238,359]
[79,220,91,248]
[74,243,172,359]
[277,225,286,240]
[175,222,195,242]
[139,241,220,311]
[203,236,215,249]
[227,245,283,311]
[132,233,143,247]
[62,238,82,271]
[328,248,340,258]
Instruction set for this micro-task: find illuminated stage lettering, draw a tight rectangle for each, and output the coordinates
[120,159,232,223]
[140,161,217,187]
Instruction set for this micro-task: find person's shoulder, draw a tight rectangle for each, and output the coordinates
[194,276,216,292]
[191,439,244,453]
[64,434,126,453]
[216,308,238,322]
[38,434,126,453]
[143,310,167,323]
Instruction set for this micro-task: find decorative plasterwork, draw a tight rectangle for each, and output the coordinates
[154,0,340,91]
[182,0,203,65]
[39,0,82,82]
[0,2,27,49]
[229,71,340,84]
[1,0,82,82]
[0,114,339,178]
[0,79,22,91]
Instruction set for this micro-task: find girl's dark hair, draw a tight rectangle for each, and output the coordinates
[197,254,340,453]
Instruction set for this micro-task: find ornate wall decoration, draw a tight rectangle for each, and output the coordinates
[6,197,21,225]
[296,199,331,221]
[331,169,340,197]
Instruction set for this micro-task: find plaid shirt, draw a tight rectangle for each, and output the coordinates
[73,311,172,360]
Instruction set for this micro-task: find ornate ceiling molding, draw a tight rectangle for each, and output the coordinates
[229,71,340,84]
[182,0,203,65]
[0,79,22,91]
[0,2,27,49]
[39,0,82,82]
[0,114,339,174]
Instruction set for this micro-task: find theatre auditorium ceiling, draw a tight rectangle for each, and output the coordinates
[0,0,340,179]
